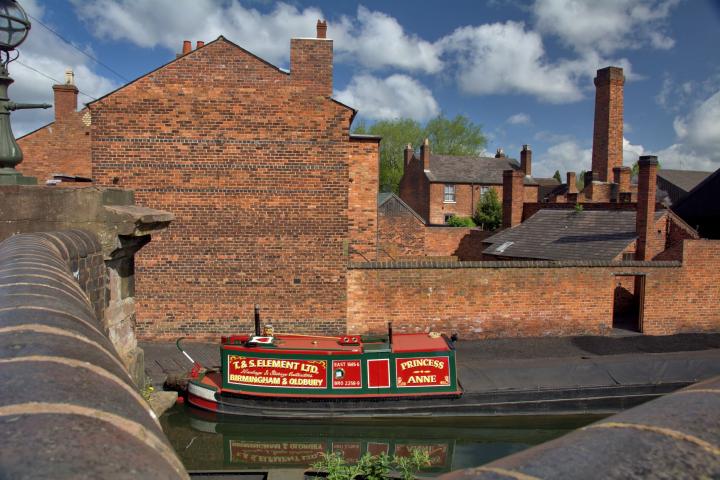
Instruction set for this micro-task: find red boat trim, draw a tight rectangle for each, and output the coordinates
[218,388,463,399]
[188,392,218,411]
[222,345,360,355]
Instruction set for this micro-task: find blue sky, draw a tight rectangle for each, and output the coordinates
[12,0,720,177]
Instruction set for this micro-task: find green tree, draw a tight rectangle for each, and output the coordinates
[424,114,486,156]
[473,188,502,231]
[353,119,424,194]
[631,160,661,176]
[446,215,476,227]
[352,114,486,194]
[553,170,562,183]
[577,170,586,191]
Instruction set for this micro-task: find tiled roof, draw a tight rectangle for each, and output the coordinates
[425,154,538,185]
[657,169,712,194]
[533,177,562,200]
[482,209,666,261]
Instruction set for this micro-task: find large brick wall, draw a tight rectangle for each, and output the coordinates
[347,239,720,338]
[89,37,368,339]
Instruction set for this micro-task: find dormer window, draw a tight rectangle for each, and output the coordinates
[444,184,456,203]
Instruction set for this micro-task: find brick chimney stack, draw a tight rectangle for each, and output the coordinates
[316,20,327,38]
[520,145,532,176]
[196,41,204,49]
[421,138,430,171]
[592,66,625,182]
[52,69,78,123]
[290,20,333,97]
[567,172,577,195]
[404,143,413,168]
[613,166,631,196]
[502,170,524,228]
[182,40,191,55]
[635,156,659,261]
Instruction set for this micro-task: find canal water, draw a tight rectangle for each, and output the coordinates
[161,405,605,476]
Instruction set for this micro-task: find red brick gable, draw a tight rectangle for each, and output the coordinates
[89,33,369,339]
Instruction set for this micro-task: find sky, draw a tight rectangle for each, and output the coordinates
[11,0,720,178]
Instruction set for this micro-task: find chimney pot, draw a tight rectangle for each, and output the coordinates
[502,169,524,228]
[316,20,327,39]
[64,69,74,86]
[182,40,191,55]
[404,143,413,168]
[196,41,204,49]
[635,156,659,261]
[495,147,506,158]
[421,139,431,170]
[520,145,532,176]
[567,171,577,195]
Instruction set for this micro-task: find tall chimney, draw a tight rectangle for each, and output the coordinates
[591,66,625,182]
[520,145,532,176]
[502,170,524,228]
[182,40,191,55]
[420,138,430,171]
[291,20,333,97]
[635,156,658,261]
[567,172,578,194]
[404,143,413,168]
[52,68,78,123]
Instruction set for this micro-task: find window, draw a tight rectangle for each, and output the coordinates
[444,184,456,203]
[480,186,490,196]
[444,213,455,224]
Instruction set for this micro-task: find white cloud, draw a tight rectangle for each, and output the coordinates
[534,140,592,177]
[654,90,720,171]
[533,0,679,55]
[73,1,442,74]
[333,7,442,73]
[437,21,582,103]
[334,74,439,121]
[11,0,117,136]
[507,113,531,125]
[623,137,645,165]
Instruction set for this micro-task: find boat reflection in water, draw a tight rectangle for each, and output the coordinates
[161,405,605,475]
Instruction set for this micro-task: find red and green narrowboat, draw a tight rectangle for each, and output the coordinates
[184,309,461,418]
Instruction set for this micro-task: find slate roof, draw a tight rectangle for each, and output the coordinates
[378,192,425,224]
[671,167,720,239]
[657,169,712,194]
[425,154,538,185]
[482,209,666,261]
[533,177,562,200]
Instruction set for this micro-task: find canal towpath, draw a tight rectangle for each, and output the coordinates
[142,333,720,407]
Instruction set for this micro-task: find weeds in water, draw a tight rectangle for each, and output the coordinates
[310,449,431,480]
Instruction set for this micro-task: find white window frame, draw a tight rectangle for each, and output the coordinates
[444,184,456,203]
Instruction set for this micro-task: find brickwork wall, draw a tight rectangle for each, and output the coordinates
[347,239,720,338]
[90,38,355,339]
[17,110,91,182]
[378,197,425,259]
[398,155,429,222]
[348,138,380,261]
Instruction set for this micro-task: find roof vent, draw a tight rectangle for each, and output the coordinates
[495,241,514,253]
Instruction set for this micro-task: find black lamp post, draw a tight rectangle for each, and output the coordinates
[0,0,50,185]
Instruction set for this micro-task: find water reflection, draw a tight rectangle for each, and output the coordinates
[161,405,604,475]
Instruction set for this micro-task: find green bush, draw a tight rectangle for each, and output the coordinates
[309,449,431,480]
[446,215,476,227]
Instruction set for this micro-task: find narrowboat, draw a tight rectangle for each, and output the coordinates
[183,308,461,418]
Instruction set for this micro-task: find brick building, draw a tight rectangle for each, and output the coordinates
[399,141,539,225]
[21,23,380,338]
[17,70,92,183]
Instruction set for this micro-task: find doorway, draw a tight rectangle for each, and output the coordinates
[612,275,645,332]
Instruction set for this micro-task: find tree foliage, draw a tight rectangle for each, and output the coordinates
[553,170,562,183]
[473,188,502,231]
[446,215,476,227]
[353,114,486,193]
